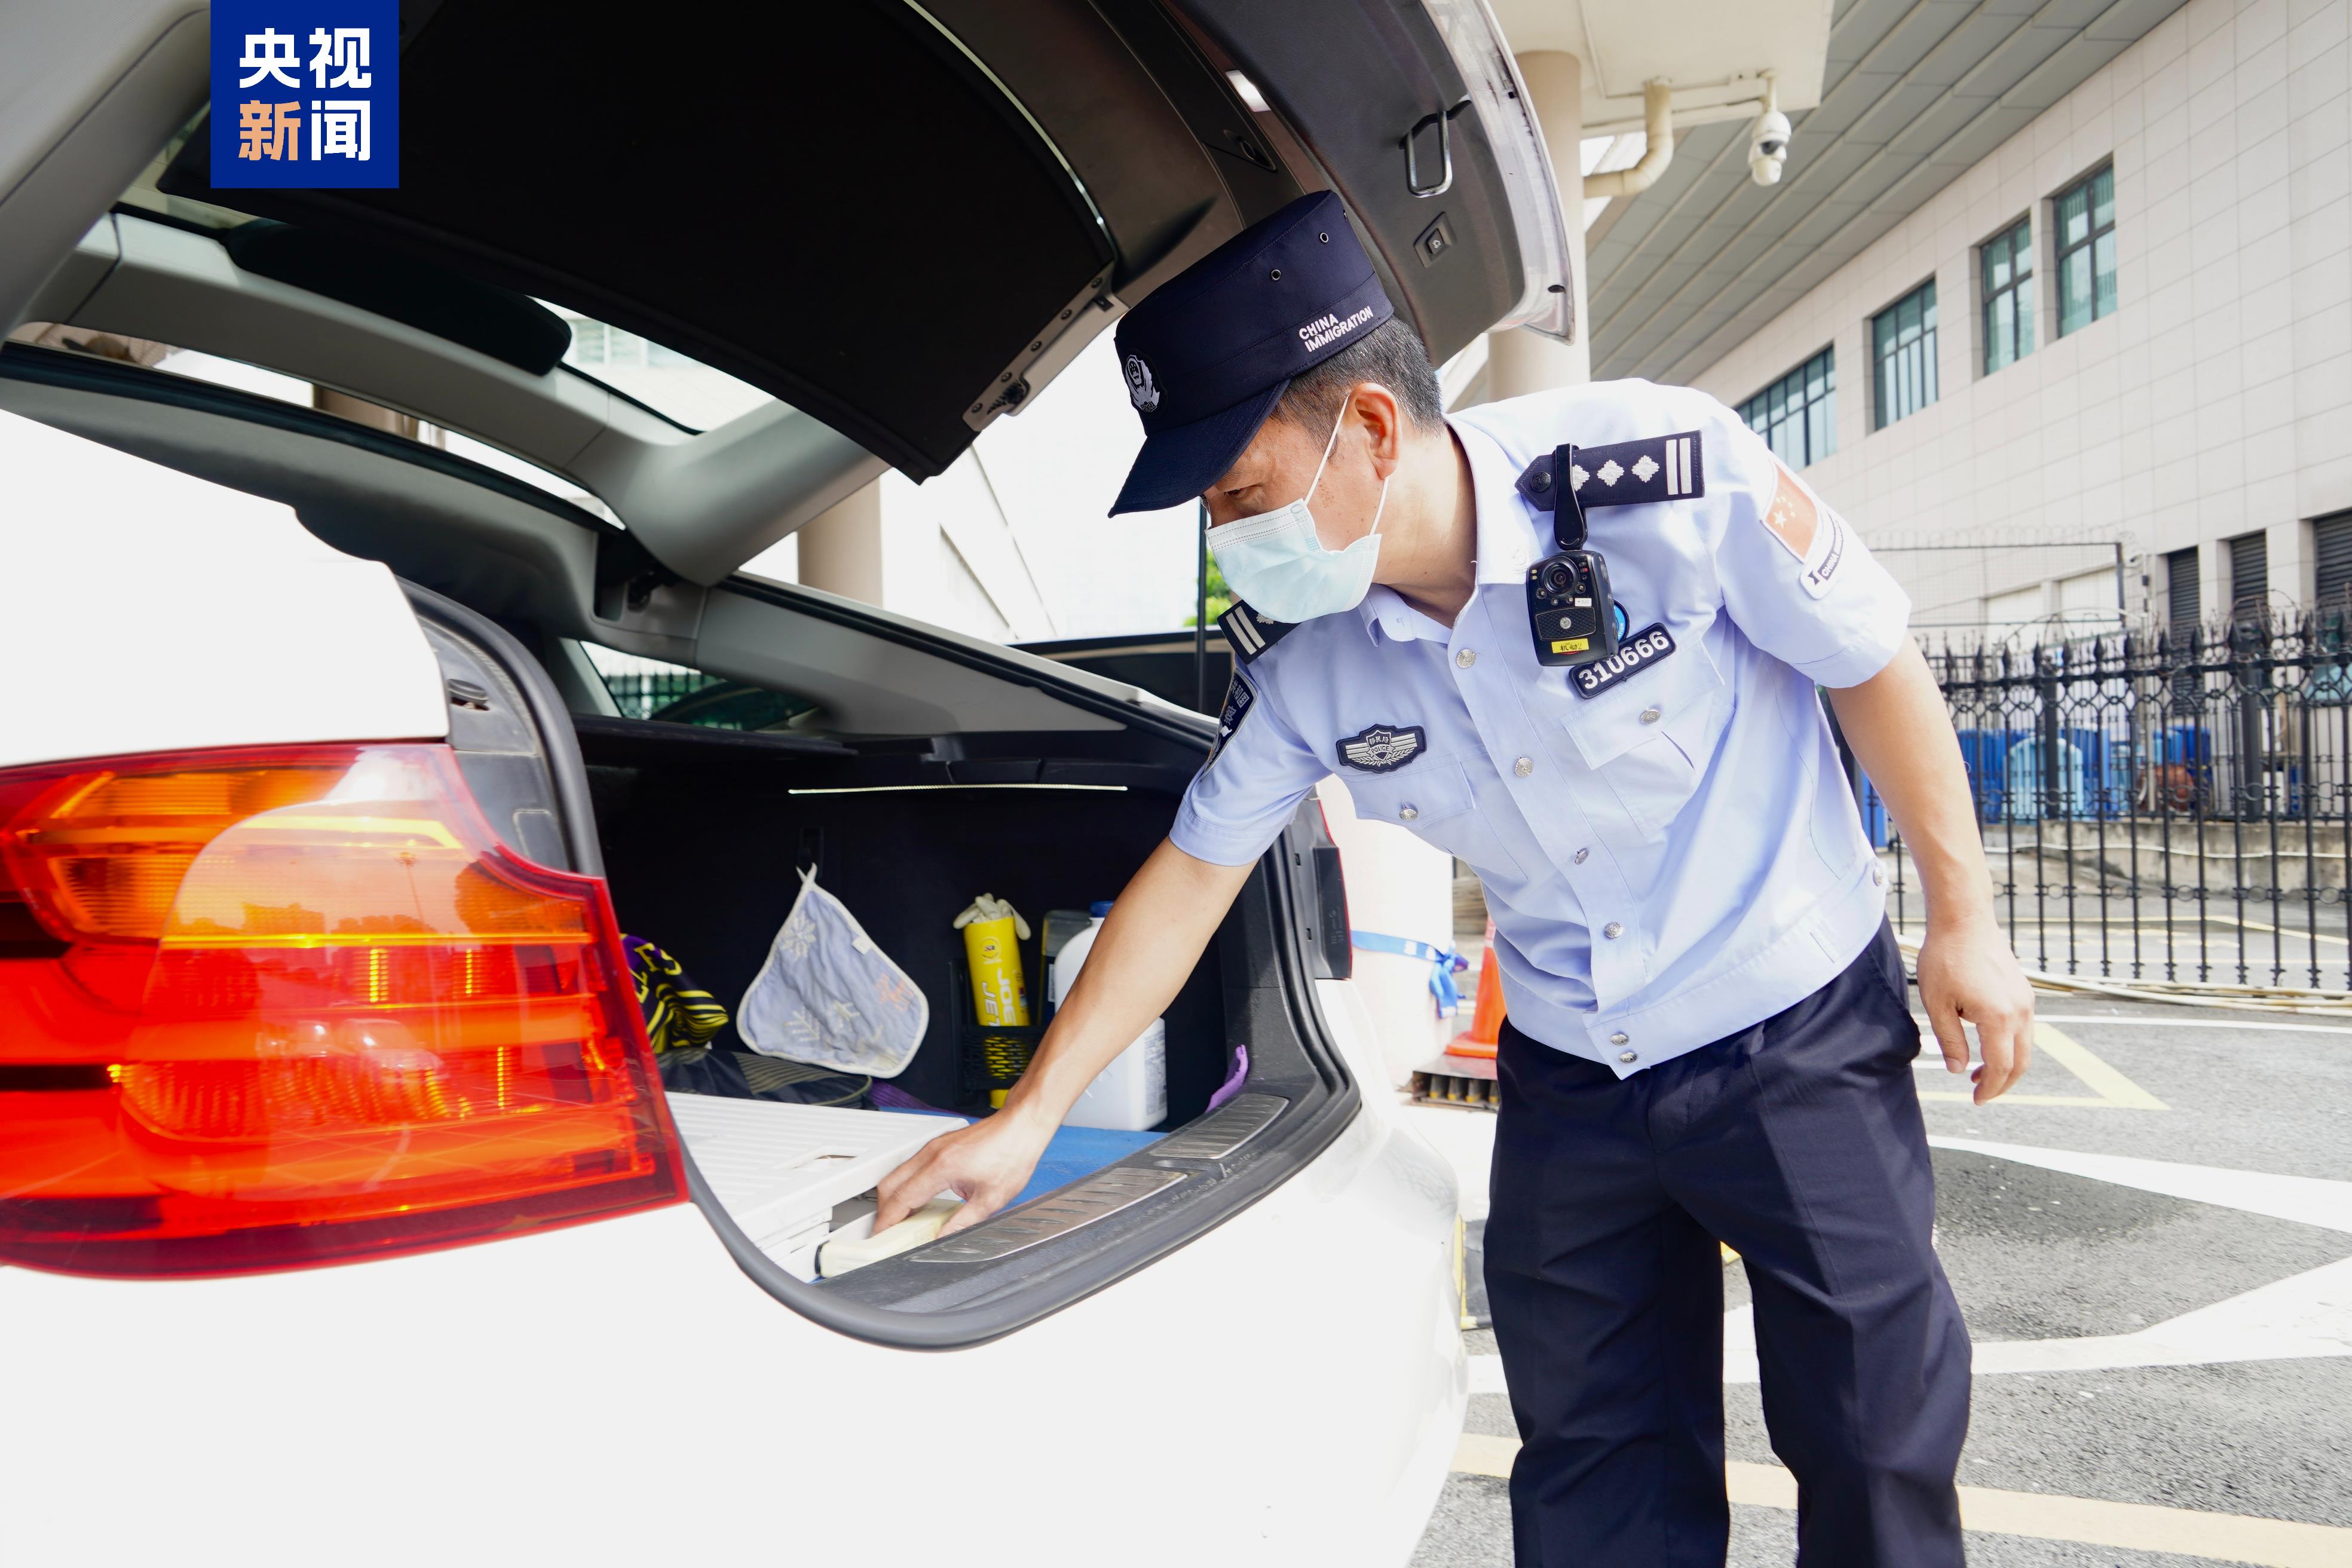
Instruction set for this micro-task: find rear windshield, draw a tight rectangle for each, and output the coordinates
[582,645,819,732]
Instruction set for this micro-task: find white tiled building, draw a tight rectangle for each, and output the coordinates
[1685,0,2351,640]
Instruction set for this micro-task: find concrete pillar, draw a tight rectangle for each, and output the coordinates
[2198,538,2228,624]
[2274,516,2310,609]
[795,479,885,605]
[1486,51,1592,398]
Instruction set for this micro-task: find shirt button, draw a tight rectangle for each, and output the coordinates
[1603,921,1624,939]
[1514,757,1534,777]
[1400,805,1419,822]
[1872,864,1886,886]
[1639,706,1662,725]
[1618,1051,1639,1064]
[1573,847,1590,865]
[1456,648,1477,668]
[1609,1031,1630,1046]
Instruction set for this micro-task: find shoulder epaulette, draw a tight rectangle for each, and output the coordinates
[1517,430,1705,512]
[1217,601,1295,664]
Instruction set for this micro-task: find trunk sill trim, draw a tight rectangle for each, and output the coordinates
[1147,1092,1288,1163]
[915,1168,1187,1263]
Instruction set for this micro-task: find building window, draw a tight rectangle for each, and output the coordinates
[1981,218,2034,373]
[2054,166,2117,336]
[1737,347,1836,467]
[1872,281,1938,430]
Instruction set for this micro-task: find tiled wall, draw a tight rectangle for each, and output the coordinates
[1686,0,2352,629]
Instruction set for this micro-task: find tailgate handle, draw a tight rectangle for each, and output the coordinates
[1401,99,1472,198]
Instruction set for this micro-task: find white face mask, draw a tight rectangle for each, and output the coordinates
[1204,407,1390,624]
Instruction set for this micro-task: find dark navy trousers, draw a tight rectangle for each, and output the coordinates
[1484,925,1970,1567]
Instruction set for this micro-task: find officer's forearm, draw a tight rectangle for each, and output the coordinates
[1824,641,1996,932]
[997,838,1254,1133]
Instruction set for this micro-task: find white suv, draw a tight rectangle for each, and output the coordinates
[0,3,1569,1562]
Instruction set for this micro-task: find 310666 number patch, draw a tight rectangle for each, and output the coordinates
[1569,623,1676,699]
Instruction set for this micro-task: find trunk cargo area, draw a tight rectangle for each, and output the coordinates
[580,721,1229,1122]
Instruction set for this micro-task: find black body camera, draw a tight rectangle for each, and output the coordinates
[1526,444,1620,669]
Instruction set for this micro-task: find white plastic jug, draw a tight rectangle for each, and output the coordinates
[1049,901,1167,1132]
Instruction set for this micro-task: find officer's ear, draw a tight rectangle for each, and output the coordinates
[1347,382,1405,479]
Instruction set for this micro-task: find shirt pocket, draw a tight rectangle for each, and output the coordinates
[1336,756,1526,880]
[1561,639,1727,843]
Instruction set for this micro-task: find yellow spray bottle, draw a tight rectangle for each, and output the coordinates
[953,893,1031,1027]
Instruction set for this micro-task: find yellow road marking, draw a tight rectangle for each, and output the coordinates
[1449,1438,2352,1566]
[2230,914,2352,948]
[2026,1022,2168,1108]
[1450,1432,1520,1477]
[1916,1022,2167,1110]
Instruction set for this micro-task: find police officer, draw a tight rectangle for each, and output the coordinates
[875,192,2034,1566]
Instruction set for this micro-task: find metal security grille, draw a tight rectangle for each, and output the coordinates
[1859,611,2352,993]
[2167,547,2200,625]
[1980,218,2035,373]
[2230,532,2269,618]
[1737,347,1837,467]
[1872,280,1938,429]
[2318,513,2352,607]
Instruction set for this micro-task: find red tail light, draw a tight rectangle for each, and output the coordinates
[0,744,685,1278]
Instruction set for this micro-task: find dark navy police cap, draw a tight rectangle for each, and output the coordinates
[1108,191,1395,516]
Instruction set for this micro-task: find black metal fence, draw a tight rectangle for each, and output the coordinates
[1865,609,2352,991]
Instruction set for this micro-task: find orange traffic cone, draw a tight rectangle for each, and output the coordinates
[1446,923,1505,1060]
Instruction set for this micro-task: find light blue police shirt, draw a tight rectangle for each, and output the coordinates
[1171,381,1912,1076]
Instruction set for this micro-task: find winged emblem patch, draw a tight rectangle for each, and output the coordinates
[1205,672,1255,769]
[1337,723,1426,774]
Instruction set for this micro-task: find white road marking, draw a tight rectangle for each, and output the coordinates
[2031,1015,2352,1036]
[1963,1256,2352,1376]
[1468,1141,2352,1393]
[1928,1138,2352,1233]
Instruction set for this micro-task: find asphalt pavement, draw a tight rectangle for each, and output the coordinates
[1405,991,2352,1566]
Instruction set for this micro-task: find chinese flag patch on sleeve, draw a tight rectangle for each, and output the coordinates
[1757,463,1845,599]
[1760,464,1817,558]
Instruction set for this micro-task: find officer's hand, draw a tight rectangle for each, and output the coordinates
[1915,918,2035,1104]
[873,1110,1055,1236]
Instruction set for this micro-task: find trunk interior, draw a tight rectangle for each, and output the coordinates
[578,718,1232,1126]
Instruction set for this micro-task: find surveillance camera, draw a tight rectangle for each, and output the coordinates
[1749,109,1791,185]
